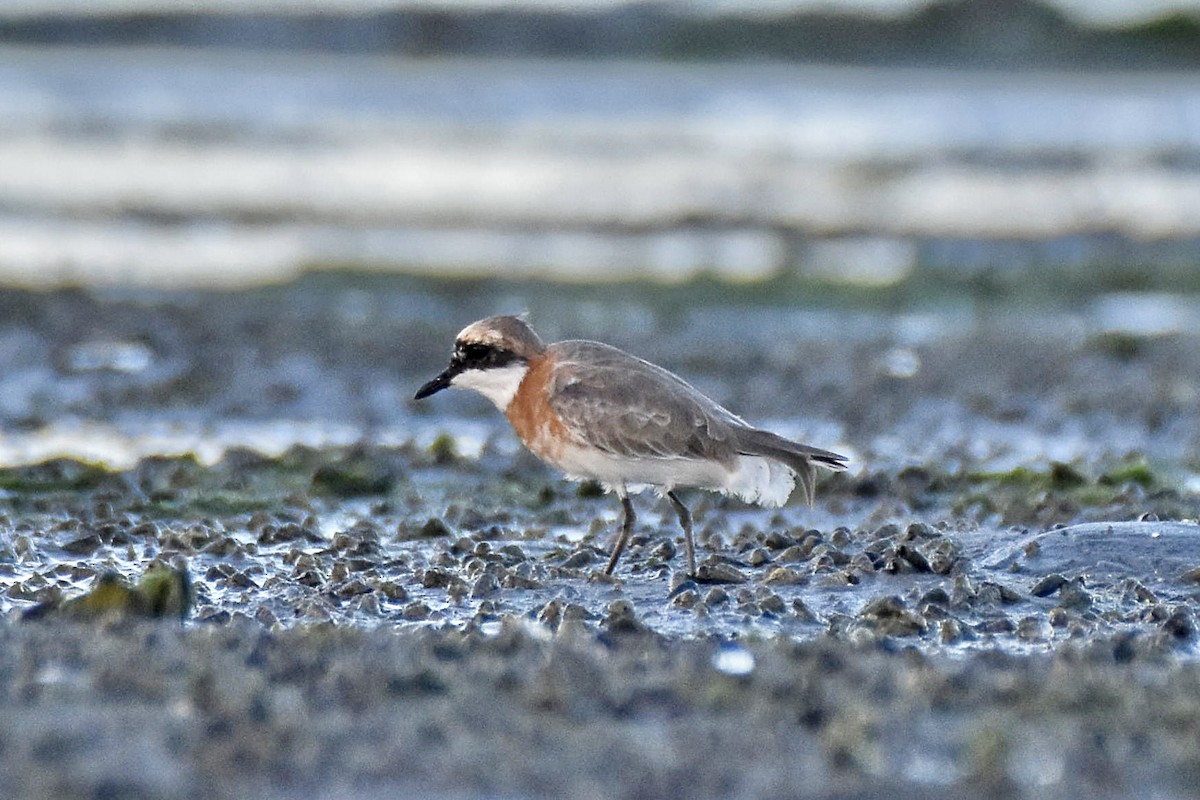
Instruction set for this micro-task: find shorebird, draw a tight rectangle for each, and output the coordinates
[414,315,848,577]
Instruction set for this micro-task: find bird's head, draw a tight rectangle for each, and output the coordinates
[414,315,545,410]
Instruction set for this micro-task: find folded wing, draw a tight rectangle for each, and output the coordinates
[547,340,848,505]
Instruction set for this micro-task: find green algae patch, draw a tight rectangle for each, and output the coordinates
[427,433,460,465]
[1049,461,1090,490]
[145,492,283,517]
[0,451,317,518]
[0,458,113,493]
[952,457,1170,526]
[1099,458,1157,489]
[968,461,1088,491]
[24,563,191,622]
[576,480,606,499]
[307,445,408,497]
[311,458,398,497]
[132,451,314,517]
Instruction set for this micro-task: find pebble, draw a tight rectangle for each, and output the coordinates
[421,568,456,589]
[559,551,594,569]
[829,528,852,549]
[1056,578,1091,610]
[334,579,372,598]
[757,592,785,615]
[873,523,901,540]
[762,566,805,586]
[1016,615,1052,641]
[502,564,542,590]
[791,598,818,623]
[920,587,951,607]
[746,547,771,567]
[223,570,259,589]
[470,572,501,599]
[704,588,730,607]
[1030,573,1068,597]
[401,601,431,620]
[1120,579,1157,604]
[1162,607,1194,639]
[648,538,677,561]
[372,580,408,602]
[417,518,452,539]
[61,533,103,555]
[763,530,797,550]
[200,536,240,556]
[446,579,470,603]
[293,569,325,588]
[811,545,850,566]
[854,595,927,637]
[938,618,965,643]
[694,562,747,584]
[668,572,696,595]
[449,536,475,555]
[670,589,700,610]
[977,616,1016,634]
[536,598,563,627]
[775,545,810,563]
[602,599,642,633]
[977,581,1022,606]
[130,521,159,539]
[562,603,590,623]
[497,544,527,563]
[897,544,931,573]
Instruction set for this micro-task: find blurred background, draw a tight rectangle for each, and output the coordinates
[1,0,1199,472]
[2,0,1200,288]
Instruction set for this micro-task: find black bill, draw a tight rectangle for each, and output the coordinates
[414,369,454,400]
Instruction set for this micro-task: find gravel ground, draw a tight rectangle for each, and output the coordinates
[2,275,1200,798]
[5,619,1200,800]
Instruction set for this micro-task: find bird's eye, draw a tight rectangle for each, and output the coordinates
[453,340,520,370]
[456,342,492,363]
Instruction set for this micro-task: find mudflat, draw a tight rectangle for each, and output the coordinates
[2,274,1199,798]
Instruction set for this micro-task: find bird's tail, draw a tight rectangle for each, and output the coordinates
[737,428,848,506]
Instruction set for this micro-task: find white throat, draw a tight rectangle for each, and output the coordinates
[451,362,528,411]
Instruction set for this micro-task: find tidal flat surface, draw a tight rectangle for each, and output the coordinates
[2,273,1200,798]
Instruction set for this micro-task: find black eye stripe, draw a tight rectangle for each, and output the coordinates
[453,342,520,369]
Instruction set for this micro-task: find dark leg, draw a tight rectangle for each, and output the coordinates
[604,495,636,575]
[667,490,696,577]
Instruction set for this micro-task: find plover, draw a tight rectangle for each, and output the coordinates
[415,315,847,577]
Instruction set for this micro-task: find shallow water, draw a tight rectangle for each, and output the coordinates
[3,46,1200,285]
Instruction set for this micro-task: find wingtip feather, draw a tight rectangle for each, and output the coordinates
[797,459,817,507]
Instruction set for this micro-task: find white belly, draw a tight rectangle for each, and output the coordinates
[548,443,796,507]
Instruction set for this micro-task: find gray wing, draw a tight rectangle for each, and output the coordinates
[546,341,745,465]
